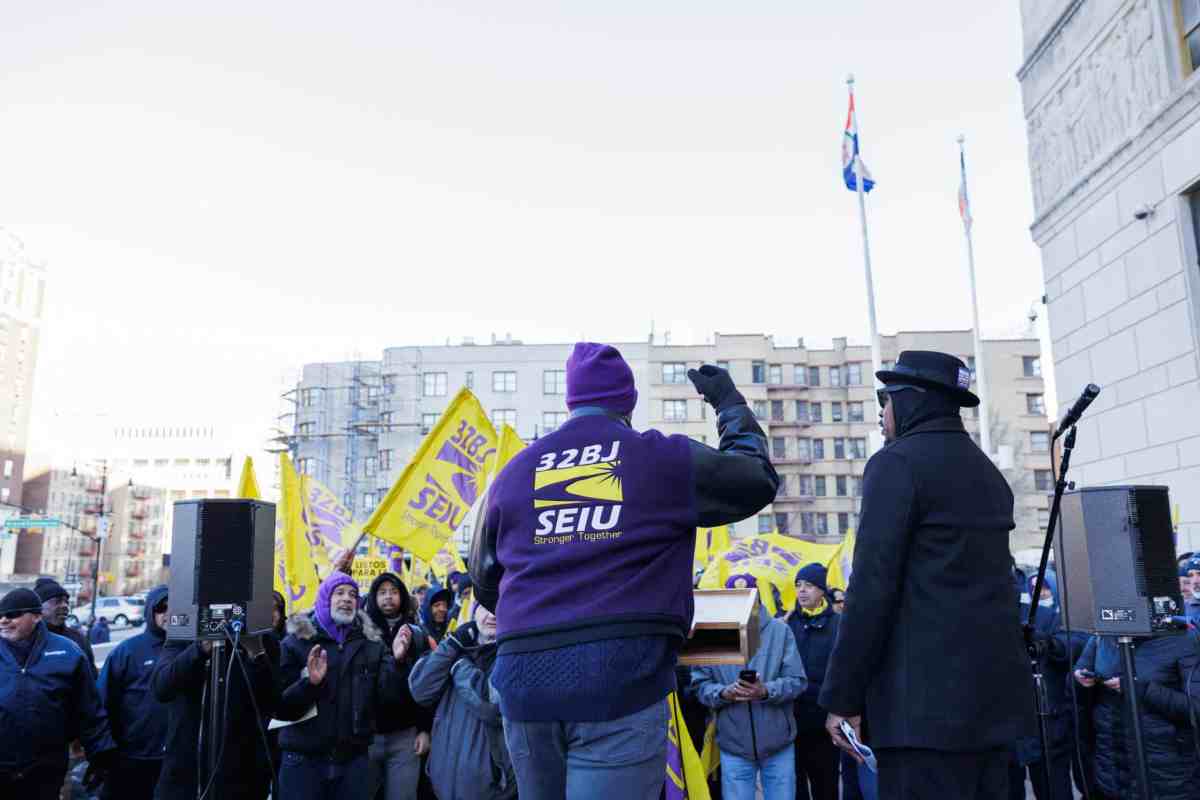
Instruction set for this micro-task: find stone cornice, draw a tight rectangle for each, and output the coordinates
[1017,0,1087,81]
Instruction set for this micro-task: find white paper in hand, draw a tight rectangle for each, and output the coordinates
[840,719,877,773]
[268,704,317,730]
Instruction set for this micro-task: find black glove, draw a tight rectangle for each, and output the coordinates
[448,621,479,651]
[687,365,744,412]
[405,623,433,660]
[83,749,118,791]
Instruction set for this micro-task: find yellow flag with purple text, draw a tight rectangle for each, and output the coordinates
[665,691,711,800]
[280,452,319,611]
[364,388,500,561]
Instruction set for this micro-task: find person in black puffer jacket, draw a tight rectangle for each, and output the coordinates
[275,572,410,800]
[363,572,435,800]
[1073,632,1200,800]
[785,563,840,800]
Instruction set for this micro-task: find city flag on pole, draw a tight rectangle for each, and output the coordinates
[958,149,973,230]
[364,388,500,562]
[236,456,261,500]
[842,94,875,192]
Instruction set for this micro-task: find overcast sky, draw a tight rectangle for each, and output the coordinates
[2,1,1049,460]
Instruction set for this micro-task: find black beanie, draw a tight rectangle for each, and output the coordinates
[33,577,68,603]
[1,588,44,616]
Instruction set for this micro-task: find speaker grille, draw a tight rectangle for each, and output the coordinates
[195,502,255,604]
[1131,487,1176,599]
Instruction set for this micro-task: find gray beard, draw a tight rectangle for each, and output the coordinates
[330,607,356,625]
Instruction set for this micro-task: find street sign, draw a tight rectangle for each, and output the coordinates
[3,518,62,529]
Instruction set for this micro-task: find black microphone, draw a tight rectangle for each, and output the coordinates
[1054,383,1101,439]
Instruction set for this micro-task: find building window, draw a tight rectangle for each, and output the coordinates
[364,456,378,477]
[1034,469,1053,492]
[830,366,843,387]
[775,512,790,533]
[808,366,821,387]
[1027,393,1046,415]
[836,475,848,497]
[465,370,474,389]
[664,400,688,421]
[848,401,865,422]
[776,474,790,496]
[851,476,863,496]
[297,457,316,476]
[1179,0,1200,73]
[753,400,768,419]
[544,370,567,394]
[1023,356,1042,377]
[542,411,568,433]
[814,513,829,535]
[795,400,809,422]
[752,361,766,384]
[815,476,827,497]
[3,459,12,479]
[298,422,315,436]
[771,437,788,460]
[849,438,867,459]
[758,513,773,534]
[834,437,846,459]
[810,403,823,423]
[491,409,517,428]
[421,413,439,434]
[768,364,783,385]
[847,363,863,385]
[801,512,815,534]
[379,450,393,471]
[379,411,393,430]
[813,439,825,460]
[798,475,813,496]
[1031,431,1050,453]
[1037,509,1051,528]
[300,387,320,407]
[1,487,8,503]
[661,363,687,385]
[717,360,731,372]
[796,438,812,461]
[794,365,807,385]
[838,512,850,534]
[770,400,784,421]
[493,371,517,393]
[423,372,447,397]
[363,492,376,513]
[831,402,844,423]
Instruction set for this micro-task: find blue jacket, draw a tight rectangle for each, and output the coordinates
[785,602,840,733]
[98,585,168,760]
[89,619,111,644]
[0,621,116,772]
[692,612,807,761]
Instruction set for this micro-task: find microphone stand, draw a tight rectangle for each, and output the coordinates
[1023,425,1077,800]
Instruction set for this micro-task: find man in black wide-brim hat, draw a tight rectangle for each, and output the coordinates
[817,351,1035,800]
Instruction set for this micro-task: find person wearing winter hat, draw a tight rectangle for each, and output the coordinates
[34,576,97,677]
[420,586,455,643]
[471,342,778,799]
[786,563,840,800]
[1183,558,1200,627]
[275,571,414,800]
[0,587,117,797]
[363,572,434,800]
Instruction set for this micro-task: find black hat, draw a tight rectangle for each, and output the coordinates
[33,577,68,603]
[876,350,980,408]
[0,588,44,616]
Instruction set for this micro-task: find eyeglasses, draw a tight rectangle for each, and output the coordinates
[876,384,927,408]
[0,611,30,621]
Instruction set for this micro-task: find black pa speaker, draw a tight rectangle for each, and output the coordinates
[1054,486,1183,636]
[166,499,276,641]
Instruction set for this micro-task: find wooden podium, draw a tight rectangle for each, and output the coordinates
[679,589,761,666]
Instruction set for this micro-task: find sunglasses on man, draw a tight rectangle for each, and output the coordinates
[1,610,32,621]
[876,384,926,408]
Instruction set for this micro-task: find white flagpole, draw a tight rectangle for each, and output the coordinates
[958,134,992,457]
[848,75,883,386]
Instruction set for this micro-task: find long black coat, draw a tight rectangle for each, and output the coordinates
[1075,634,1200,800]
[786,603,840,734]
[150,639,276,800]
[819,416,1035,751]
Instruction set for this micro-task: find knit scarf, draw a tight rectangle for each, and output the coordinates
[801,598,829,617]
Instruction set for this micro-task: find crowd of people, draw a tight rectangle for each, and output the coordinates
[2,345,1200,800]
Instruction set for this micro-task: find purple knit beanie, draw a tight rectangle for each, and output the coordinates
[315,571,359,645]
[565,343,637,415]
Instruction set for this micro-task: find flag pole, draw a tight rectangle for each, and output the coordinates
[958,134,992,457]
[847,75,883,386]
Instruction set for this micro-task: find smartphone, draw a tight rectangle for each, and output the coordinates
[738,669,758,683]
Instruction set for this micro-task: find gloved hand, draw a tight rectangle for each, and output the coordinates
[405,623,435,660]
[687,365,744,412]
[83,748,118,791]
[448,621,479,651]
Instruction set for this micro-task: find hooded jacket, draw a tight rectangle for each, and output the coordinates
[692,613,807,761]
[0,620,116,774]
[98,585,168,760]
[420,587,454,643]
[363,572,433,735]
[151,630,276,799]
[785,601,840,733]
[1075,633,1200,800]
[409,635,516,800]
[275,609,408,757]
[819,396,1035,751]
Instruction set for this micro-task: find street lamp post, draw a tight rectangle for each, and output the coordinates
[87,463,107,627]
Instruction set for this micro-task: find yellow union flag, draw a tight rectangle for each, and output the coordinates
[237,456,261,500]
[280,452,319,611]
[364,388,500,562]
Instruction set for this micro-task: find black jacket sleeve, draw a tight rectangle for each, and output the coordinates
[151,640,207,702]
[819,449,916,716]
[1137,644,1200,724]
[469,488,503,614]
[689,402,779,527]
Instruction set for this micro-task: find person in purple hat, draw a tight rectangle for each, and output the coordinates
[470,342,779,799]
[274,571,413,800]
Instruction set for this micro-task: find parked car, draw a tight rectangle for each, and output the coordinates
[68,596,145,627]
